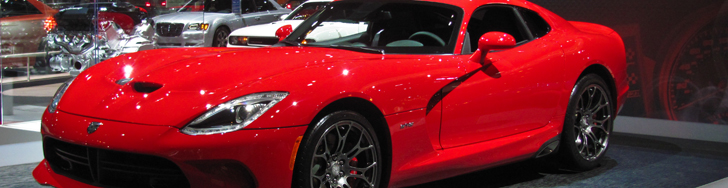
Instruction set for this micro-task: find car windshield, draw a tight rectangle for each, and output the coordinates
[281,1,462,54]
[285,1,328,20]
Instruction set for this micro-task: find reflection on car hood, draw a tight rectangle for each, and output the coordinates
[229,20,305,38]
[58,47,372,127]
[152,12,231,23]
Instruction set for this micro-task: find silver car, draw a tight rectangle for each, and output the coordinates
[152,0,289,47]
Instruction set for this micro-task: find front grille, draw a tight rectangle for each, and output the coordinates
[248,37,280,45]
[156,23,185,37]
[44,138,190,188]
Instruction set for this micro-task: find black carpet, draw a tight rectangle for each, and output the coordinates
[2,133,727,187]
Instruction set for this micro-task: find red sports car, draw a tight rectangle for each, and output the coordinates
[33,0,627,187]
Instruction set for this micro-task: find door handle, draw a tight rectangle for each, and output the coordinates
[255,17,261,21]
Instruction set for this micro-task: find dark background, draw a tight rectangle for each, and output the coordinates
[530,0,728,125]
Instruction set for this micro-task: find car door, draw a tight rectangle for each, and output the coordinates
[239,0,263,26]
[253,0,284,23]
[439,5,565,148]
[239,0,275,26]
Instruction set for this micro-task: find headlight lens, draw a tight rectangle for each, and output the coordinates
[48,78,74,113]
[228,36,248,45]
[181,92,288,135]
[188,23,209,31]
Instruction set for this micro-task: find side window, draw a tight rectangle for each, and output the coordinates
[238,0,257,13]
[253,0,277,11]
[1,0,41,17]
[466,6,529,53]
[519,8,550,38]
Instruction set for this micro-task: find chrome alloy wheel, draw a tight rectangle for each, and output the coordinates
[573,84,612,161]
[310,120,379,188]
[213,28,229,47]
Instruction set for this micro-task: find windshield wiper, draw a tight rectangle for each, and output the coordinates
[328,45,384,55]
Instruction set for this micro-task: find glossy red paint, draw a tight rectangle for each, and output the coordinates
[33,0,627,187]
[276,24,294,41]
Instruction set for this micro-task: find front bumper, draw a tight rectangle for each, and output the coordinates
[155,31,207,48]
[33,110,307,188]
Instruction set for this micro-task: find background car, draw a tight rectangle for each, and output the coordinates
[152,0,290,47]
[1,0,57,72]
[33,0,627,187]
[227,0,331,47]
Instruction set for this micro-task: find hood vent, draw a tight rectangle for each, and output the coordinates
[133,82,163,93]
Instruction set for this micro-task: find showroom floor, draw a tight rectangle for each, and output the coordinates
[1,76,728,187]
[2,129,727,188]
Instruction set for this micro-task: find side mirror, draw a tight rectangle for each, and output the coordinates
[279,14,287,20]
[275,24,293,41]
[472,32,516,65]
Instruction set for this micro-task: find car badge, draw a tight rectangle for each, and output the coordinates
[88,122,102,134]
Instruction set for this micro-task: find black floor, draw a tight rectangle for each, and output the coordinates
[3,133,728,187]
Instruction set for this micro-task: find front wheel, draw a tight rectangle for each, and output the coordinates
[559,74,614,170]
[211,27,230,47]
[293,111,382,188]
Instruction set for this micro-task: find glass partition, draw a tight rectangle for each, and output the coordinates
[1,0,291,125]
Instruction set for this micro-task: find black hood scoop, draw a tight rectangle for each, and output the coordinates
[133,82,163,93]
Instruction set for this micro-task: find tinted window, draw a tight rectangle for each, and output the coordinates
[204,0,233,12]
[1,0,42,17]
[519,8,550,38]
[254,0,276,11]
[467,6,529,52]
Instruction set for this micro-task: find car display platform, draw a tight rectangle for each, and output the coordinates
[2,129,727,187]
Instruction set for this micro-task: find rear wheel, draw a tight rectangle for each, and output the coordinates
[293,111,382,188]
[560,74,614,170]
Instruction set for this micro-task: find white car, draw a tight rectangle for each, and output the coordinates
[227,0,332,47]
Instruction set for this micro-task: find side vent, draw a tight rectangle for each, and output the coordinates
[133,82,163,93]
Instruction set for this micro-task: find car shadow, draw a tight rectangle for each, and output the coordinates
[407,133,695,187]
[406,155,618,188]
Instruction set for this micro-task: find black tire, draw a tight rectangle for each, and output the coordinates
[559,74,614,170]
[211,27,230,47]
[293,111,383,188]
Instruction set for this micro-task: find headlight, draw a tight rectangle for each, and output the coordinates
[181,92,288,135]
[188,23,209,31]
[48,78,74,113]
[228,36,248,45]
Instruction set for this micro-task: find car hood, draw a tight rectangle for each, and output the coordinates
[58,47,373,128]
[152,12,229,23]
[229,20,305,37]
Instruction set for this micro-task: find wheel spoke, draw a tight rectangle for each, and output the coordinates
[589,97,606,112]
[577,131,587,153]
[593,115,612,125]
[352,145,374,159]
[346,133,364,156]
[350,162,377,174]
[586,88,595,109]
[336,123,353,154]
[348,174,373,187]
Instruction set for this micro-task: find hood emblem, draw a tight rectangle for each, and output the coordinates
[88,122,102,134]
